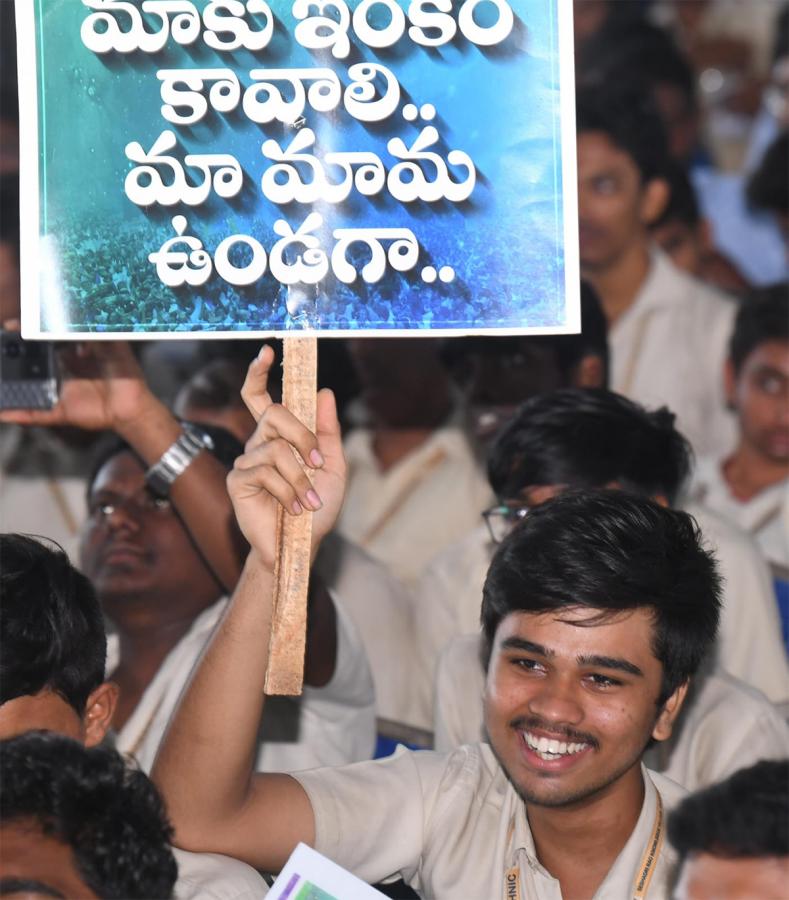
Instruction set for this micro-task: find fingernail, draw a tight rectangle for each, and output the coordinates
[309,449,324,467]
[292,500,303,515]
[306,489,322,510]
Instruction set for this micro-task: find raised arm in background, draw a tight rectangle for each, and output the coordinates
[152,344,346,870]
[0,341,242,591]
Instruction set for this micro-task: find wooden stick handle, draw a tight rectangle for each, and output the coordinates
[264,335,317,695]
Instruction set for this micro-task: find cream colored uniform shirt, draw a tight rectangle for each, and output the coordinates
[336,425,493,586]
[434,636,789,793]
[315,531,417,725]
[414,503,789,730]
[0,426,87,562]
[689,456,789,572]
[173,848,268,899]
[108,598,376,773]
[294,744,684,900]
[609,251,737,458]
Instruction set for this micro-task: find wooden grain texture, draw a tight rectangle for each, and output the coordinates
[264,335,317,695]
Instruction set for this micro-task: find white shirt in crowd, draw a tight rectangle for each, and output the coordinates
[107,597,376,773]
[336,424,493,586]
[609,250,737,458]
[689,456,789,573]
[315,532,417,725]
[433,635,789,793]
[173,847,268,899]
[413,502,789,731]
[0,426,87,562]
[294,743,685,900]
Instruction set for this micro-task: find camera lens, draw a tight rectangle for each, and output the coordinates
[3,339,21,358]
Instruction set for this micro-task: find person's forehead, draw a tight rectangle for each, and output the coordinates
[577,131,639,174]
[680,852,789,900]
[495,607,658,662]
[0,821,97,899]
[90,450,145,497]
[741,340,789,374]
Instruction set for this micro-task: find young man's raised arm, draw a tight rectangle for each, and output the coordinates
[151,346,347,871]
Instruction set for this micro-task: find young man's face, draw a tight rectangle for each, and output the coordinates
[727,340,789,465]
[483,607,684,808]
[79,451,222,615]
[577,132,664,273]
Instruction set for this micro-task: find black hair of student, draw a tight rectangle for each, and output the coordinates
[86,421,244,498]
[0,534,106,714]
[651,162,700,231]
[747,131,789,217]
[668,760,789,862]
[486,388,692,505]
[441,281,610,392]
[0,731,178,899]
[480,490,721,705]
[575,81,671,183]
[729,283,789,375]
[772,3,789,64]
[579,22,697,115]
[0,173,20,261]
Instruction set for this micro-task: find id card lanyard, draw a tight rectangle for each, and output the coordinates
[503,791,664,900]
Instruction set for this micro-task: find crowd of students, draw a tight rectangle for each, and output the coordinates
[1,1,788,898]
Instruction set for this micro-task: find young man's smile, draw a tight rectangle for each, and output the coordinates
[484,607,686,810]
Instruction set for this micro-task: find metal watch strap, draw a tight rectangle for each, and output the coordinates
[145,425,213,497]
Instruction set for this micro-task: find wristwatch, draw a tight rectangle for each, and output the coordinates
[145,423,214,497]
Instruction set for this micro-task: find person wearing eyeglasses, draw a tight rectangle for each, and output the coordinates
[413,389,789,792]
[152,352,722,899]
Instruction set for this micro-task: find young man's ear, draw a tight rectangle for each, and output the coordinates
[640,177,671,228]
[651,680,689,742]
[83,681,119,747]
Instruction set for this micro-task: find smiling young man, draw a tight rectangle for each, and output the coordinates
[152,349,722,900]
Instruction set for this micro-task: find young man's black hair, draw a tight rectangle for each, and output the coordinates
[0,534,105,715]
[0,731,178,899]
[668,759,789,863]
[575,81,672,183]
[486,388,692,506]
[578,22,698,162]
[481,489,721,705]
[747,132,789,221]
[729,283,789,374]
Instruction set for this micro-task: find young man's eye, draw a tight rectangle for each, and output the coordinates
[586,673,622,688]
[756,374,783,395]
[593,176,618,194]
[511,657,542,673]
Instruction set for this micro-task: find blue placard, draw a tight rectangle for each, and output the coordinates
[17,0,578,337]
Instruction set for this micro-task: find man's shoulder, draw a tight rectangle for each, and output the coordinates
[172,847,269,899]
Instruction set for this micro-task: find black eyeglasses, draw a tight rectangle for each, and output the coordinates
[482,503,530,543]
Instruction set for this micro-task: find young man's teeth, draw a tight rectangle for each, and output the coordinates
[523,731,588,760]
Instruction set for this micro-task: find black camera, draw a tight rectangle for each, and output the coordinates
[0,331,59,410]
